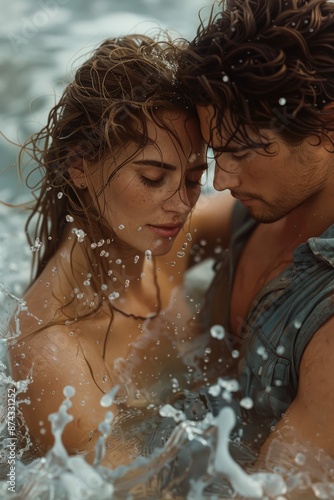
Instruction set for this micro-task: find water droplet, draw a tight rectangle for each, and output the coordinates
[57,192,63,199]
[279,97,287,106]
[232,349,240,359]
[134,255,140,264]
[159,404,186,422]
[293,319,302,329]
[118,224,125,230]
[257,345,268,360]
[294,452,306,465]
[101,284,108,291]
[65,215,74,222]
[63,386,75,398]
[177,251,185,258]
[276,345,285,355]
[210,324,225,340]
[108,292,119,300]
[240,397,254,409]
[222,74,229,82]
[30,238,43,252]
[145,249,152,261]
[137,226,143,231]
[209,384,221,397]
[72,228,86,242]
[115,259,122,265]
[186,233,192,241]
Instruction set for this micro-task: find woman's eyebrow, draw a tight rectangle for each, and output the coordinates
[133,160,176,171]
[133,160,208,172]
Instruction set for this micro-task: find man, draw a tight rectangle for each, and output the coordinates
[178,0,334,467]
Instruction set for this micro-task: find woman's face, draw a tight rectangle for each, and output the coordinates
[89,111,207,256]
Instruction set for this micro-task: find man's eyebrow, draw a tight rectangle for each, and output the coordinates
[189,163,208,172]
[133,160,208,172]
[212,146,250,153]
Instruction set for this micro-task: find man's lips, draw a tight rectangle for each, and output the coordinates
[231,192,256,203]
[147,224,183,238]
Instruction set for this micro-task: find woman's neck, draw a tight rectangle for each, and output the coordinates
[64,228,161,319]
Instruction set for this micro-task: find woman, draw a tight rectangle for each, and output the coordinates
[9,34,210,467]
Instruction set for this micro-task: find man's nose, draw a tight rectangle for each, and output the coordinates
[213,161,241,191]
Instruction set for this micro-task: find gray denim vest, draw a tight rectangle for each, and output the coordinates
[202,202,334,446]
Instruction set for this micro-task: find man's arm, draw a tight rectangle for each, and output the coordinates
[258,315,334,466]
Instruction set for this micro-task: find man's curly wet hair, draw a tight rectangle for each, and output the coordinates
[177,0,334,150]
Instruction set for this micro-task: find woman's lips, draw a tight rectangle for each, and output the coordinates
[147,224,182,238]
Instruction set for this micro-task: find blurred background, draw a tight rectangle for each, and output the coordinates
[0,0,213,295]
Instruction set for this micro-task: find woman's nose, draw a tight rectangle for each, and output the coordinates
[163,184,198,214]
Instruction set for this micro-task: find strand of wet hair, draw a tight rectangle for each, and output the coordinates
[107,257,162,322]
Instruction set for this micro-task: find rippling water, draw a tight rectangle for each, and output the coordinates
[2,1,334,499]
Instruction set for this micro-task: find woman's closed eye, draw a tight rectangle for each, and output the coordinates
[139,165,207,190]
[140,175,166,188]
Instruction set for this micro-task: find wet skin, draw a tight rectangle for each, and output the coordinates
[9,110,210,467]
[196,103,334,465]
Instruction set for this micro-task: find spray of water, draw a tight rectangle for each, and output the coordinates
[1,286,334,499]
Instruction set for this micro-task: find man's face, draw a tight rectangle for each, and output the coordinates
[197,105,334,223]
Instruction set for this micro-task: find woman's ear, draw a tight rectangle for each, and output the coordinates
[68,157,87,189]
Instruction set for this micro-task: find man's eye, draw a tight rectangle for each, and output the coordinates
[186,179,201,188]
[230,151,250,161]
[186,171,207,188]
[140,176,165,188]
[186,177,204,188]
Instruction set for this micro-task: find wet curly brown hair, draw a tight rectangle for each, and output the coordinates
[20,34,197,282]
[177,0,334,151]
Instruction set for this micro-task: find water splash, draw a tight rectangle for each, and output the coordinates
[1,286,334,499]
